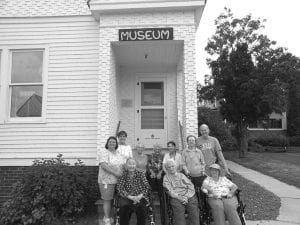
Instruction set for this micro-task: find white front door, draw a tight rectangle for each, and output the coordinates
[135,77,167,148]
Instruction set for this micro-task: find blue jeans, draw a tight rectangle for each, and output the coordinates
[208,196,242,225]
[170,194,200,225]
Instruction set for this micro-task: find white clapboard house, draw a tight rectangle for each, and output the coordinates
[0,0,206,167]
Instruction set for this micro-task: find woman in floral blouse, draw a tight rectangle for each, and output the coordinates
[117,157,151,225]
[97,136,126,225]
[202,164,241,225]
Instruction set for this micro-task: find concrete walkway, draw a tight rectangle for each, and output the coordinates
[227,160,300,225]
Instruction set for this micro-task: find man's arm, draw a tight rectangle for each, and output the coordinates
[215,151,230,175]
[214,138,230,175]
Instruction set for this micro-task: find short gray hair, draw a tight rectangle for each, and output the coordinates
[165,159,175,169]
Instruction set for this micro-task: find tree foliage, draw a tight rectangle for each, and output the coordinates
[287,71,300,136]
[205,8,300,157]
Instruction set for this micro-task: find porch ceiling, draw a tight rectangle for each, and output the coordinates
[113,40,183,68]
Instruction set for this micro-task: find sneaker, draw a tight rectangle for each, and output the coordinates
[103,217,111,225]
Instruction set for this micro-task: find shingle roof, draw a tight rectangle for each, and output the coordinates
[0,0,91,17]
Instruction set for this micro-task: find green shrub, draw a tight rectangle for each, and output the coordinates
[289,136,300,146]
[198,107,237,151]
[0,154,92,225]
[251,133,289,147]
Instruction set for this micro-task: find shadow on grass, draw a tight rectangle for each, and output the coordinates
[231,172,281,220]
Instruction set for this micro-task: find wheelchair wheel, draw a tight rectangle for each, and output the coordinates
[113,197,120,225]
[161,188,173,225]
[236,190,247,225]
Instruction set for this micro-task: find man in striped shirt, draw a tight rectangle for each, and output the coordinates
[163,160,200,225]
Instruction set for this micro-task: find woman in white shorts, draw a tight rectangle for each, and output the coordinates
[97,136,126,225]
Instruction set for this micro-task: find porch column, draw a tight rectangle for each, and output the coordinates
[183,31,198,137]
[176,25,198,148]
[97,27,119,151]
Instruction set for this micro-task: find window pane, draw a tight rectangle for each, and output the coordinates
[141,109,164,129]
[10,86,43,117]
[270,119,282,128]
[249,119,282,129]
[141,82,163,106]
[11,51,43,83]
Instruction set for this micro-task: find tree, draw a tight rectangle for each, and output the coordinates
[205,8,299,157]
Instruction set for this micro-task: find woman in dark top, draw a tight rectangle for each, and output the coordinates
[147,144,164,193]
[117,157,151,225]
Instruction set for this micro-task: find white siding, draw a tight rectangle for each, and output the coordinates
[0,16,99,166]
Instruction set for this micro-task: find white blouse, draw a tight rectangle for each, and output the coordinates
[117,144,133,161]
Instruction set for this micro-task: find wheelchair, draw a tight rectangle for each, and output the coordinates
[161,187,209,225]
[113,193,156,225]
[200,187,247,225]
[161,186,246,225]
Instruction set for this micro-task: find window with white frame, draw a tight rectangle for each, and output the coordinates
[9,50,44,118]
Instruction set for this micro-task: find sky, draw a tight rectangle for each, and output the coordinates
[195,0,300,84]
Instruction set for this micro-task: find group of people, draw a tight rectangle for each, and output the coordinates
[97,125,242,225]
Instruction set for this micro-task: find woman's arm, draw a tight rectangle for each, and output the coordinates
[227,182,238,197]
[162,154,169,174]
[100,162,122,177]
[181,152,189,174]
[128,145,133,158]
[202,179,217,197]
[116,174,129,198]
[162,163,168,174]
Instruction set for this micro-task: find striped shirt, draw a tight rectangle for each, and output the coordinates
[163,172,195,201]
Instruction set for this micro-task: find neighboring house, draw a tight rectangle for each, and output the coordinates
[248,112,287,139]
[0,0,206,204]
[198,98,219,109]
[198,90,287,137]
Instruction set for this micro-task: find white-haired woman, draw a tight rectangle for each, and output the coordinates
[117,157,151,225]
[202,164,242,225]
[163,160,200,225]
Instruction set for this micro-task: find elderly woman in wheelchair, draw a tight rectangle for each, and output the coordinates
[163,160,200,225]
[116,157,152,225]
[202,164,242,225]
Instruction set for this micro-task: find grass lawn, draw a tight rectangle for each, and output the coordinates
[75,172,280,224]
[231,172,280,220]
[224,149,300,188]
